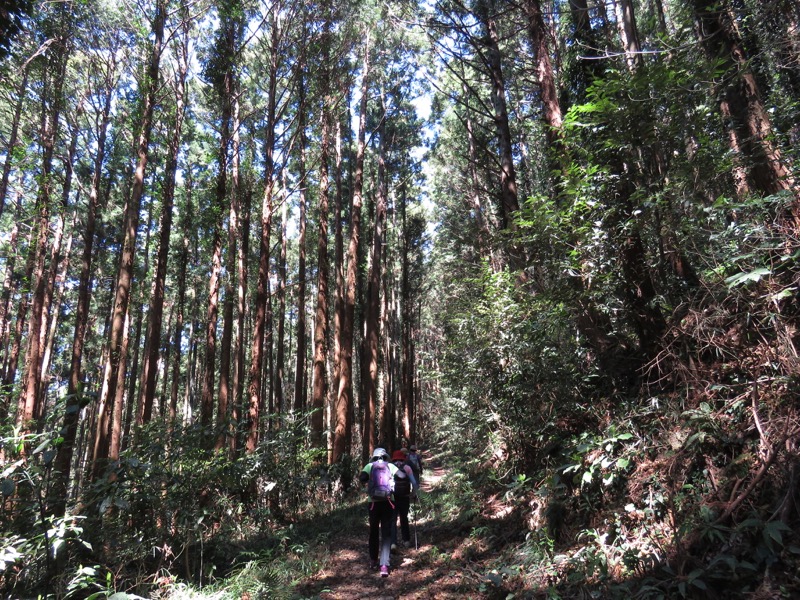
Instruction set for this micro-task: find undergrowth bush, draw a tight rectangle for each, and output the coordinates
[1,408,339,598]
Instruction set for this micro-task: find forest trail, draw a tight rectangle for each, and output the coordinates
[296,455,489,599]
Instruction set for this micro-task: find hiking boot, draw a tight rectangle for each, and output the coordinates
[380,565,389,577]
[401,540,410,548]
[369,560,378,570]
[391,543,397,552]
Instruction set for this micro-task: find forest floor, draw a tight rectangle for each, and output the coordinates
[294,454,496,600]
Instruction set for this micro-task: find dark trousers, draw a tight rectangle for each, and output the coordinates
[392,495,411,544]
[368,499,394,566]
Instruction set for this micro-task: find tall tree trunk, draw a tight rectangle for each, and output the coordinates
[360,106,387,463]
[3,190,34,396]
[379,245,394,447]
[109,298,133,465]
[476,1,520,228]
[460,81,497,267]
[293,70,308,414]
[91,1,165,480]
[333,35,370,464]
[694,0,798,219]
[125,200,152,447]
[311,107,331,450]
[614,0,642,70]
[37,115,78,418]
[229,83,245,456]
[329,118,346,462]
[524,0,564,158]
[0,194,23,402]
[204,5,243,436]
[247,5,280,452]
[39,220,74,424]
[400,186,413,444]
[52,56,116,515]
[0,69,28,220]
[141,34,188,428]
[170,173,194,425]
[18,32,69,436]
[275,182,287,415]
[203,114,230,430]
[217,120,238,450]
[608,0,666,359]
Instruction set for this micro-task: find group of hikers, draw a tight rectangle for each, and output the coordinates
[358,444,425,577]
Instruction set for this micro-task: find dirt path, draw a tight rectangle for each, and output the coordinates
[296,460,488,600]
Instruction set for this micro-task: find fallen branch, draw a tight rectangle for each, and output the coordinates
[714,388,794,525]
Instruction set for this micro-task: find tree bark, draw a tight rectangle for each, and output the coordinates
[477,1,519,228]
[140,32,188,427]
[524,0,564,155]
[360,104,387,463]
[311,107,331,449]
[293,69,308,414]
[247,4,280,452]
[275,180,287,415]
[614,0,642,70]
[18,31,69,436]
[694,0,798,218]
[231,83,246,456]
[0,68,27,220]
[333,35,370,465]
[329,117,346,462]
[215,10,243,451]
[0,194,23,405]
[52,51,115,514]
[91,0,164,480]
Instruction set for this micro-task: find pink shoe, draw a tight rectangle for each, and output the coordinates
[380,565,389,577]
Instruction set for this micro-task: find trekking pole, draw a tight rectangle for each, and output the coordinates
[413,495,419,550]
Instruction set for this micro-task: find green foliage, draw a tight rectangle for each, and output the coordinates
[431,260,590,471]
[0,428,93,597]
[561,428,635,491]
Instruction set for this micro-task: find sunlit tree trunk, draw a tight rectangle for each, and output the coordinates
[275,183,287,415]
[329,117,346,462]
[476,0,519,228]
[37,111,79,423]
[613,0,642,70]
[140,33,188,427]
[170,173,193,426]
[524,0,563,156]
[360,104,387,463]
[311,107,331,449]
[0,195,23,405]
[0,69,27,220]
[693,0,799,219]
[231,88,246,456]
[39,218,74,425]
[18,31,70,436]
[311,9,336,450]
[399,187,413,444]
[333,34,370,464]
[124,204,151,446]
[52,52,117,514]
[294,69,308,414]
[91,0,165,479]
[247,4,280,452]
[203,89,230,429]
